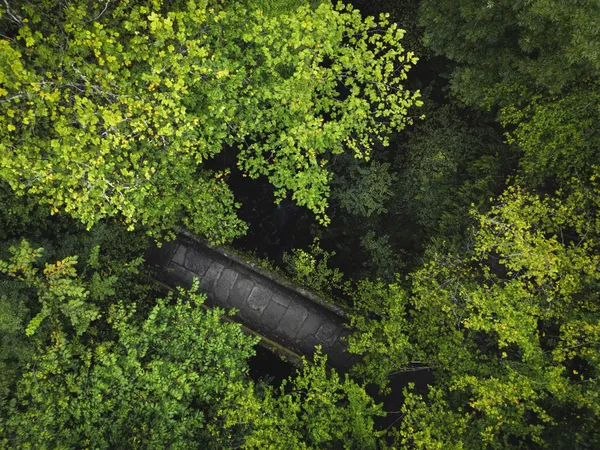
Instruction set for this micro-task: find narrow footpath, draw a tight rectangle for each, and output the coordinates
[148,232,358,372]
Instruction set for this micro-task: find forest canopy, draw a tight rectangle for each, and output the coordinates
[1,0,599,448]
[0,0,420,242]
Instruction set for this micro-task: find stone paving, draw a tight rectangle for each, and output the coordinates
[149,235,357,372]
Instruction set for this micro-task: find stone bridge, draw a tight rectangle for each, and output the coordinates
[148,230,357,372]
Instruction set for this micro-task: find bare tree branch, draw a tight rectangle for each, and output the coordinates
[86,0,111,23]
[2,0,22,24]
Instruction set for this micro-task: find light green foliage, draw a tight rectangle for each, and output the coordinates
[500,82,600,187]
[2,289,259,448]
[240,0,323,16]
[282,239,343,296]
[349,178,600,448]
[225,350,385,450]
[475,183,600,306]
[393,385,470,450]
[348,279,413,388]
[350,0,427,61]
[0,240,107,337]
[225,1,421,222]
[0,0,420,242]
[419,0,600,106]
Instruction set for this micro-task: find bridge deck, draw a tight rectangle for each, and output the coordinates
[150,234,357,372]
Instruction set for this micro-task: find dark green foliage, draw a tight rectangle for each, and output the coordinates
[359,231,402,283]
[418,0,600,192]
[332,156,397,219]
[317,103,512,282]
[318,152,408,282]
[395,105,513,249]
[420,0,600,107]
[0,181,48,241]
[0,282,33,406]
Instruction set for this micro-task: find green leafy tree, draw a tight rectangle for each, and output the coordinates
[1,290,259,447]
[282,238,344,298]
[0,240,385,448]
[0,280,33,406]
[418,0,599,193]
[0,0,421,243]
[317,103,511,281]
[359,230,402,282]
[419,0,600,107]
[0,235,147,404]
[318,153,406,282]
[0,181,51,241]
[499,82,600,188]
[349,177,600,448]
[347,0,427,61]
[332,157,398,219]
[226,350,385,450]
